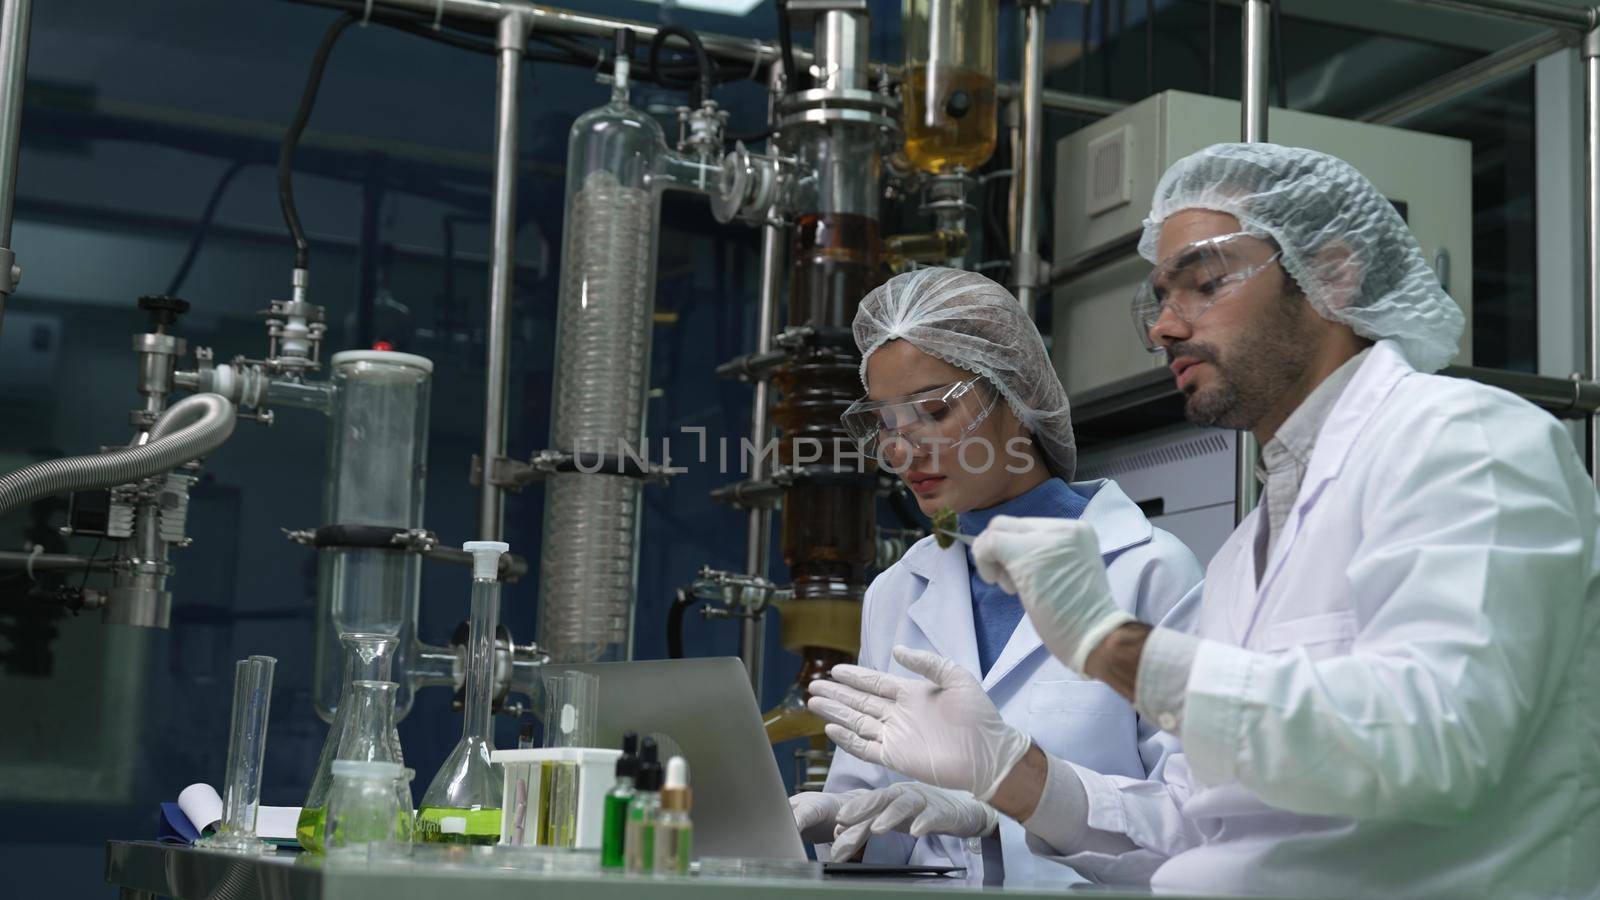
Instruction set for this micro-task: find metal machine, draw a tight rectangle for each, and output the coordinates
[1051,89,1476,400]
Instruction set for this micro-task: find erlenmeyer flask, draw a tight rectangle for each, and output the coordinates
[417,541,509,845]
[297,672,403,852]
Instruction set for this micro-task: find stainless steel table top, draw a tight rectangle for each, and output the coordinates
[104,840,1180,899]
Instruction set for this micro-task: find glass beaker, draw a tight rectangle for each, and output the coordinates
[540,670,599,847]
[298,633,404,852]
[325,759,408,859]
[417,541,509,845]
[298,676,403,852]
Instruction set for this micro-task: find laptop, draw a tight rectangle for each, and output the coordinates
[555,657,808,861]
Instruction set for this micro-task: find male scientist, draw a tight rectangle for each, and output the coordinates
[806,143,1600,897]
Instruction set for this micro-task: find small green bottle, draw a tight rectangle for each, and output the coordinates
[600,732,639,869]
[624,738,662,874]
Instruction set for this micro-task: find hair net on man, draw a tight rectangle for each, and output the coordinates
[1139,142,1465,373]
[854,267,1077,480]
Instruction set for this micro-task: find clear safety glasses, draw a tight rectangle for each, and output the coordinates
[840,377,999,460]
[1131,232,1284,352]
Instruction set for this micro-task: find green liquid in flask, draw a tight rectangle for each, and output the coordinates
[415,807,502,845]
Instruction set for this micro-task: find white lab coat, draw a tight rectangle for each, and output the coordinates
[1035,340,1600,898]
[823,478,1204,887]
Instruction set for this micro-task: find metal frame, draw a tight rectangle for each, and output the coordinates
[0,0,31,337]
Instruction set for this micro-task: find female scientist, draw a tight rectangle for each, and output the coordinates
[788,268,1204,886]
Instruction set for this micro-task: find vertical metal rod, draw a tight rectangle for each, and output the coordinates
[479,12,526,541]
[741,214,784,694]
[1584,27,1600,483]
[1235,0,1269,522]
[1014,1,1047,318]
[1241,0,1270,142]
[0,0,34,337]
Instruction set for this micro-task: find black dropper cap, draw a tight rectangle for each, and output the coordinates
[636,736,663,792]
[615,731,639,779]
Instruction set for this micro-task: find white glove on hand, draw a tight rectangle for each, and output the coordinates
[790,790,867,844]
[806,646,1032,802]
[970,515,1135,673]
[828,782,999,863]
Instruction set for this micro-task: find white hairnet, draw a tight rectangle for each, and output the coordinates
[1139,142,1464,373]
[854,268,1076,480]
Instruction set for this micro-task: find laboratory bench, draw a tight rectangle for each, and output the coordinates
[105,840,1212,899]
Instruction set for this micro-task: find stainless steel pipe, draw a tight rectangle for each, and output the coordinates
[479,12,526,541]
[1234,0,1270,523]
[1391,0,1593,30]
[1361,28,1576,125]
[1586,26,1600,483]
[741,214,783,694]
[0,0,32,335]
[1014,1,1048,319]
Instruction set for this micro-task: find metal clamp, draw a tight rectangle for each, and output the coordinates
[474,449,677,490]
[691,565,790,619]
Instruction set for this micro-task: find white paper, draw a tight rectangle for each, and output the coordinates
[177,784,299,840]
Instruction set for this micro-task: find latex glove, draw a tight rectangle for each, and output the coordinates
[970,515,1135,673]
[828,782,999,862]
[807,646,1031,802]
[790,790,867,844]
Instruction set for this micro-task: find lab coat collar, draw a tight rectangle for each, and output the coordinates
[1242,340,1413,639]
[902,537,984,681]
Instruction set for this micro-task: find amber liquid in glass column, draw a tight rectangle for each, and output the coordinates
[903,64,998,174]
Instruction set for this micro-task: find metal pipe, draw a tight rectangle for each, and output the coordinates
[1234,0,1270,523]
[478,11,525,541]
[0,0,33,333]
[1361,28,1576,125]
[1241,0,1270,142]
[0,550,115,572]
[740,213,783,695]
[1389,0,1593,30]
[1014,1,1047,319]
[1586,26,1600,482]
[999,83,1128,118]
[294,1,1122,118]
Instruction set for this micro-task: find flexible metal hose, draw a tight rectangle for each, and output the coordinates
[0,393,236,515]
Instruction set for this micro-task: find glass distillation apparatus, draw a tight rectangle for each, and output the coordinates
[296,350,431,851]
[416,541,510,844]
[537,30,722,665]
[886,0,999,270]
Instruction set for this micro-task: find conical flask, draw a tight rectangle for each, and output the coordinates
[417,541,509,845]
[297,634,403,853]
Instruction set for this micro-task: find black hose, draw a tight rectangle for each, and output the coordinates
[1271,0,1289,108]
[1079,0,1092,94]
[279,14,357,272]
[776,0,802,92]
[649,25,714,107]
[166,160,249,297]
[666,586,698,659]
[1207,0,1217,96]
[1145,0,1155,97]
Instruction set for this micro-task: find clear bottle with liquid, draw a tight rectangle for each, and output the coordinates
[902,0,999,173]
[297,634,404,853]
[600,732,638,869]
[416,541,509,845]
[652,756,692,875]
[623,738,662,874]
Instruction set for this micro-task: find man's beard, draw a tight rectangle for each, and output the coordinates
[1170,298,1319,431]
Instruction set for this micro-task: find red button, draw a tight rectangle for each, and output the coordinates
[372,340,394,351]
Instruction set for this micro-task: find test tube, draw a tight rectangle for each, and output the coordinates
[201,655,277,854]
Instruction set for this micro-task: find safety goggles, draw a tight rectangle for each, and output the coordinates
[840,377,998,459]
[1131,232,1284,352]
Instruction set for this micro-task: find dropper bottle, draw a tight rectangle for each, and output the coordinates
[653,756,693,875]
[600,731,638,869]
[624,737,661,873]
